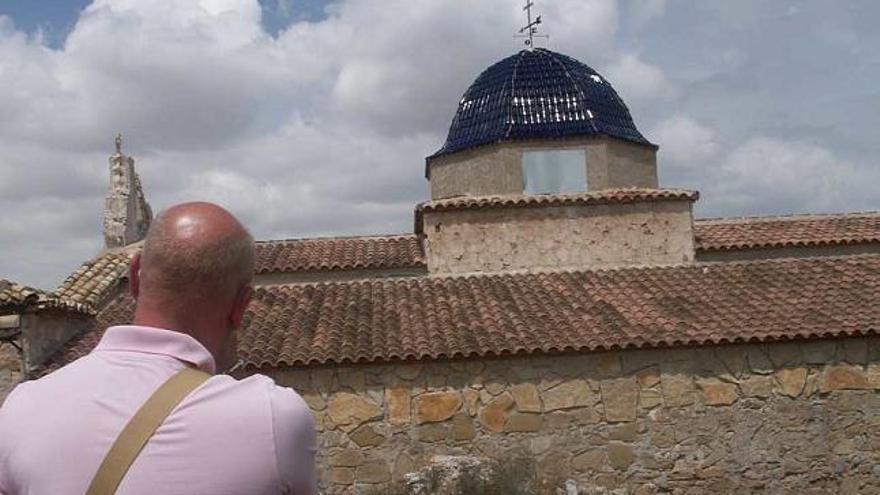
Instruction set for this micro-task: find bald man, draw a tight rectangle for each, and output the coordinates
[0,203,317,495]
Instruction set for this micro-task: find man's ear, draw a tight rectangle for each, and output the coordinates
[129,254,142,299]
[230,284,254,329]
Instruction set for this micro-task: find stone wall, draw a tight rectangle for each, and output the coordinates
[0,343,21,403]
[20,311,91,375]
[265,336,880,494]
[422,199,695,274]
[427,137,658,200]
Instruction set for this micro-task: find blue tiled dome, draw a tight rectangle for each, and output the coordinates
[430,48,654,159]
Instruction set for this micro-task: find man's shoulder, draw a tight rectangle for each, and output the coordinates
[235,374,310,415]
[0,355,93,411]
[0,380,31,415]
[205,373,310,415]
[266,380,311,422]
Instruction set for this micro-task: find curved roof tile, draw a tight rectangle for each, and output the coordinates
[695,212,880,251]
[255,235,424,274]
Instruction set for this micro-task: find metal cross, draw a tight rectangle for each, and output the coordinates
[516,0,549,48]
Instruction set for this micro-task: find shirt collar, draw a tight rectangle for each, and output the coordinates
[94,325,216,374]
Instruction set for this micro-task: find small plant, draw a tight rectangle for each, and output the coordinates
[368,455,556,495]
[458,456,537,495]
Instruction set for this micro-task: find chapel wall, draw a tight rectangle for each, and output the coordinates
[422,199,695,274]
[267,336,880,494]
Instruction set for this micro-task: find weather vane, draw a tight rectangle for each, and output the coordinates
[115,133,123,154]
[515,0,549,48]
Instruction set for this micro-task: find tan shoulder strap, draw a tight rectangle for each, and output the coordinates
[85,367,210,495]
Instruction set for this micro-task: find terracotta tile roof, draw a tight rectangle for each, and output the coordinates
[56,251,133,309]
[56,235,426,284]
[418,188,699,214]
[255,235,424,274]
[0,279,45,312]
[38,255,880,373]
[695,212,880,251]
[0,279,92,315]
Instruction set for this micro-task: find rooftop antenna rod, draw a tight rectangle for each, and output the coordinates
[515,0,548,49]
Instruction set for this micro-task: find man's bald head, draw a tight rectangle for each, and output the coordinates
[131,202,255,371]
[139,202,255,304]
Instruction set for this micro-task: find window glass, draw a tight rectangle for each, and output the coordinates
[522,149,587,194]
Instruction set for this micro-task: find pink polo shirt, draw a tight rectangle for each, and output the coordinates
[0,325,317,495]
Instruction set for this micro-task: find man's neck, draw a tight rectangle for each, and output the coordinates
[132,304,219,363]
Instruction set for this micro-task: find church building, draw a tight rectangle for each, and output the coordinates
[2,41,880,494]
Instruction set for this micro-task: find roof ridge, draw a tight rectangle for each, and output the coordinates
[56,250,129,288]
[256,233,418,244]
[1,278,94,315]
[417,188,699,214]
[502,49,524,140]
[254,253,880,291]
[696,211,880,224]
[426,186,693,199]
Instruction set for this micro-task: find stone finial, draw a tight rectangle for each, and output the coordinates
[102,136,152,248]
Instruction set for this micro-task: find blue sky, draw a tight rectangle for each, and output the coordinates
[0,0,878,287]
[0,0,331,44]
[0,0,91,46]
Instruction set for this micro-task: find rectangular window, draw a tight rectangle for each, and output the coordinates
[522,149,587,194]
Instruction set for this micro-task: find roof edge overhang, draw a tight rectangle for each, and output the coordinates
[243,328,880,371]
[414,188,698,234]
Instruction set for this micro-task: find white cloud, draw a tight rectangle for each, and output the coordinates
[658,130,878,218]
[671,136,878,218]
[626,0,667,28]
[605,53,676,107]
[713,137,857,214]
[649,115,719,169]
